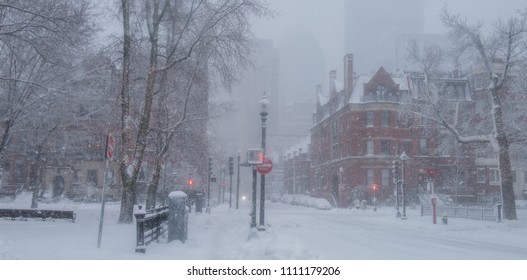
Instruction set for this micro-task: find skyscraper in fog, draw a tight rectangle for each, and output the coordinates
[345,0,425,73]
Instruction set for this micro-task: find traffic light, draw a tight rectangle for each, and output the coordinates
[392,160,400,183]
[187,178,194,187]
[228,157,234,175]
[372,184,379,191]
[247,148,263,165]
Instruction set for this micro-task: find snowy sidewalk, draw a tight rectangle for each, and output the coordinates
[1,193,527,259]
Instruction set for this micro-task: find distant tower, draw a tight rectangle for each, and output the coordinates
[345,0,424,73]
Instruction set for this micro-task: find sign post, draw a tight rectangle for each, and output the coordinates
[97,133,115,248]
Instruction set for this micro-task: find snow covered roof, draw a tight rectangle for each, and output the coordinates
[349,75,372,103]
[348,69,410,104]
[317,93,329,106]
[334,80,344,93]
[284,136,310,159]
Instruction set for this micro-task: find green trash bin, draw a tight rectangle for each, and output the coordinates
[168,191,188,243]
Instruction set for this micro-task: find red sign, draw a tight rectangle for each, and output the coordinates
[256,158,273,174]
[106,133,115,160]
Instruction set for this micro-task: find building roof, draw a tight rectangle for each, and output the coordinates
[349,67,411,104]
[284,136,310,159]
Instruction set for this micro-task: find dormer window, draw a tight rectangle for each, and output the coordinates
[377,85,386,100]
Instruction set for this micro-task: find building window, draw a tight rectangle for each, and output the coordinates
[489,169,500,184]
[419,138,428,155]
[87,169,98,186]
[366,111,374,127]
[381,111,390,127]
[381,169,390,186]
[108,170,115,185]
[381,140,390,155]
[366,140,373,155]
[420,116,427,127]
[366,169,374,185]
[73,170,81,183]
[332,144,339,159]
[403,141,411,155]
[332,120,339,159]
[377,86,386,100]
[477,168,486,183]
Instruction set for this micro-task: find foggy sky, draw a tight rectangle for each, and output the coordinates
[252,0,527,78]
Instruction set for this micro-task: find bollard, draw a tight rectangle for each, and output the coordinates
[431,197,437,224]
[195,192,203,213]
[168,191,188,243]
[497,204,502,223]
[134,205,146,253]
[442,215,448,225]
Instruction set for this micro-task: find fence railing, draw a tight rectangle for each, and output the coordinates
[421,204,500,222]
[134,205,169,253]
[0,208,76,222]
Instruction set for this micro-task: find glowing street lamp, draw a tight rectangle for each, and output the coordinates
[372,184,378,212]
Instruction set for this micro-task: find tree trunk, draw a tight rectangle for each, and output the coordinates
[118,0,134,223]
[490,87,517,220]
[146,159,163,210]
[30,161,41,209]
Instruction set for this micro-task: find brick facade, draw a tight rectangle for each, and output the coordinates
[286,54,480,208]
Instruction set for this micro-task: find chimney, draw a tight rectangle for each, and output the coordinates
[344,54,354,94]
[329,70,337,96]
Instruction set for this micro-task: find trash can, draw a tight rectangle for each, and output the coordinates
[168,191,188,243]
[195,192,203,213]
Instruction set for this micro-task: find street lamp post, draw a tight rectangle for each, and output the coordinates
[393,161,401,218]
[259,93,269,230]
[236,151,241,210]
[339,167,343,207]
[251,165,257,228]
[207,158,212,214]
[400,152,409,220]
[373,184,378,212]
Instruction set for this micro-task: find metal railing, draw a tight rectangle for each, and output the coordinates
[421,204,500,222]
[134,205,169,253]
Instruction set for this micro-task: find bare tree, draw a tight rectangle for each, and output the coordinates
[116,0,269,223]
[0,0,96,159]
[405,9,527,220]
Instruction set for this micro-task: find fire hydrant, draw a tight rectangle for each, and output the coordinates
[442,215,448,225]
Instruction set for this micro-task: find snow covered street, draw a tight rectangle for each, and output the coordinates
[1,192,527,260]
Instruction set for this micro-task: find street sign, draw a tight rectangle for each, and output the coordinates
[256,158,273,174]
[106,133,115,160]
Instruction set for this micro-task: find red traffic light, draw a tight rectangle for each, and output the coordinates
[187,179,194,186]
[372,184,379,190]
[428,168,436,177]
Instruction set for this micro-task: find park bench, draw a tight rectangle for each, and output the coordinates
[0,208,76,222]
[0,184,24,199]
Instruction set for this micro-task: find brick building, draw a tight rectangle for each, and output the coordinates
[302,54,476,207]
